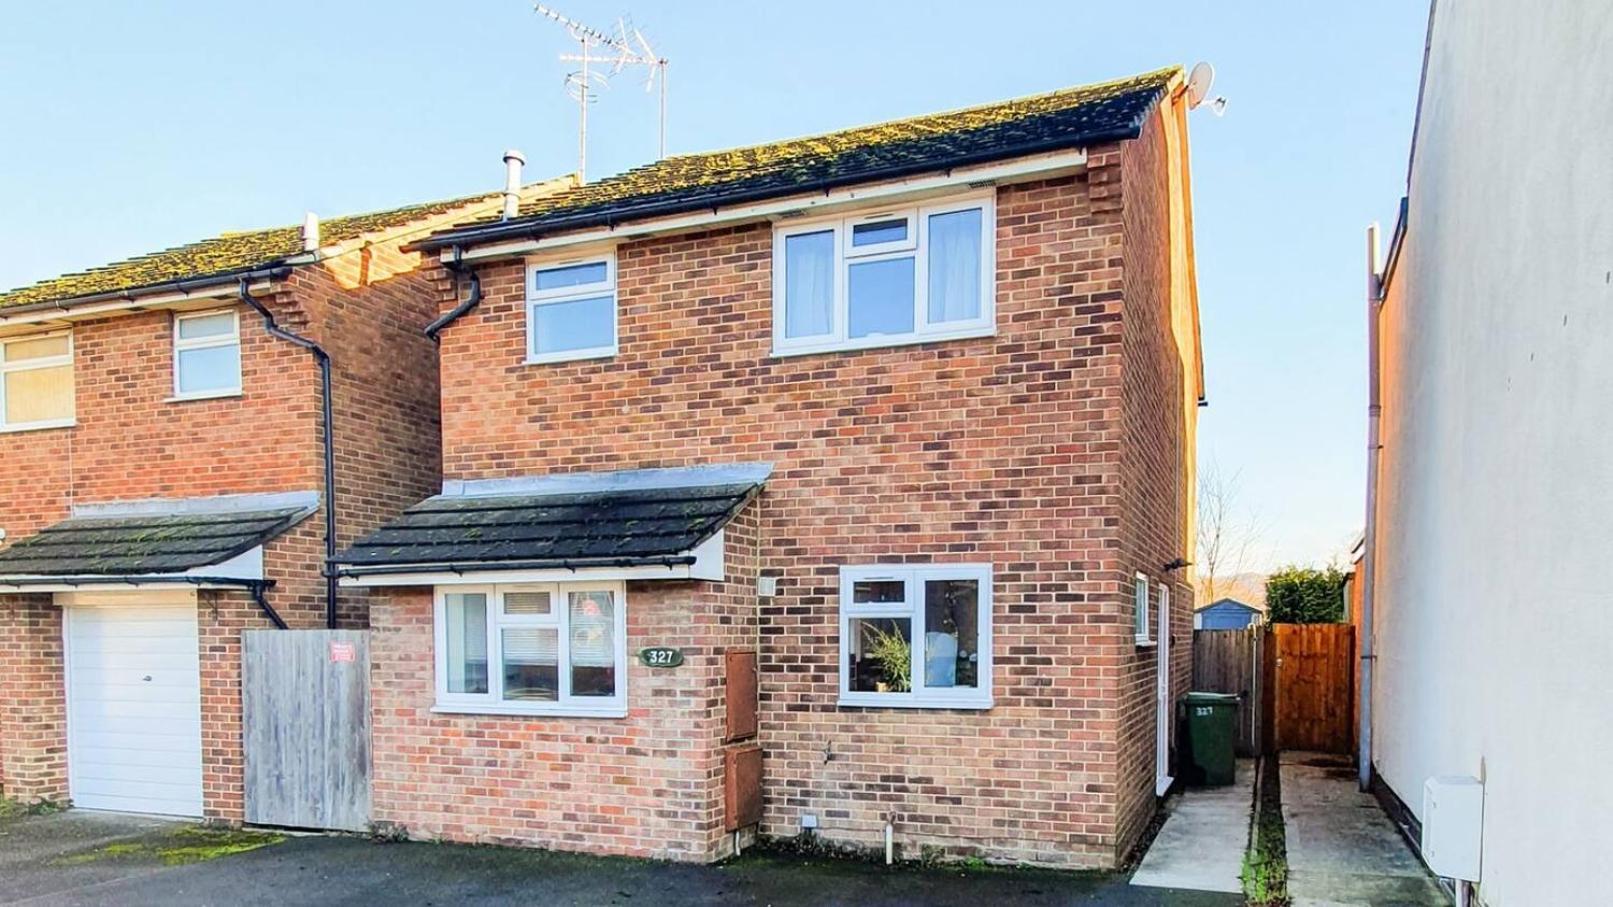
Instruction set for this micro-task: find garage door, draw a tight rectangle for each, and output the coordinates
[65,602,204,816]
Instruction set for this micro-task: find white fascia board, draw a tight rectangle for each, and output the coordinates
[443,149,1088,264]
[0,279,275,337]
[342,563,698,588]
[183,546,265,581]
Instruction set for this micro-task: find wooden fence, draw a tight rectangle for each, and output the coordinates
[242,630,372,832]
[1192,628,1264,755]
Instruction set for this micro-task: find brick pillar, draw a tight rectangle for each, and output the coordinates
[0,594,68,804]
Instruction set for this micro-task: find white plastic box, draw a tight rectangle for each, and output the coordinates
[1422,775,1483,881]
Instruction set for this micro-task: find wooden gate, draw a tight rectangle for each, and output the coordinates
[1270,624,1355,754]
[242,630,371,831]
[1192,628,1264,755]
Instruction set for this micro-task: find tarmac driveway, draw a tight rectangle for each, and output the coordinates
[0,810,1243,906]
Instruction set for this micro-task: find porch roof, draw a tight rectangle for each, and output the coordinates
[0,505,313,577]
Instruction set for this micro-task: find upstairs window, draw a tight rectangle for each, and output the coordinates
[173,310,242,399]
[773,193,994,356]
[0,332,74,431]
[526,255,618,364]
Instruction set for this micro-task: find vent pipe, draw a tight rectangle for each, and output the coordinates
[502,150,525,220]
[302,212,320,252]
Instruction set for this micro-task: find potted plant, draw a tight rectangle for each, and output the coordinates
[864,623,911,692]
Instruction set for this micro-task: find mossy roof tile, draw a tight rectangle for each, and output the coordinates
[0,191,505,311]
[425,66,1178,247]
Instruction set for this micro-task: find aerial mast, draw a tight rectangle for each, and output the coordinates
[534,5,670,181]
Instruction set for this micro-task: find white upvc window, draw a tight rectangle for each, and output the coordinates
[0,331,75,432]
[526,254,618,364]
[172,309,242,399]
[772,192,996,356]
[838,563,992,709]
[434,582,627,718]
[1135,572,1154,645]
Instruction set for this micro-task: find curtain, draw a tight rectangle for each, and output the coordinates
[785,230,834,338]
[4,364,74,424]
[927,208,982,324]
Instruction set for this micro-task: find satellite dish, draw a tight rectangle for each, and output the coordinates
[1186,62,1215,109]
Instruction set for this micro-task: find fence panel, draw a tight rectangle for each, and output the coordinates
[1191,627,1264,755]
[1272,623,1355,754]
[242,630,371,832]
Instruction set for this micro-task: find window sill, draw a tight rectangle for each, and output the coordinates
[773,324,995,359]
[1135,637,1157,648]
[837,694,993,711]
[0,419,76,435]
[431,702,628,719]
[166,390,243,403]
[524,347,618,367]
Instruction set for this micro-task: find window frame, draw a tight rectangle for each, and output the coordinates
[837,563,993,710]
[0,330,76,432]
[1135,572,1155,646]
[525,253,619,365]
[171,308,243,401]
[432,581,628,718]
[772,191,996,357]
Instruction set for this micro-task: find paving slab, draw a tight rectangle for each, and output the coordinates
[1130,758,1254,894]
[1280,752,1448,907]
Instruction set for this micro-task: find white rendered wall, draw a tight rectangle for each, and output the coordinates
[1371,2,1613,903]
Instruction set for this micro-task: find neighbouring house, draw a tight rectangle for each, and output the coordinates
[0,174,571,820]
[1359,1,1611,903]
[1193,597,1263,630]
[334,66,1206,868]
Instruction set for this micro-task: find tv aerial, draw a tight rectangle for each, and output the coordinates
[535,4,670,181]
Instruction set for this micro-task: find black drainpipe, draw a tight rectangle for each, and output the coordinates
[250,582,289,630]
[425,246,482,341]
[237,279,339,628]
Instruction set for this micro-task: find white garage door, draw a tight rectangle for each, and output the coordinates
[65,601,204,816]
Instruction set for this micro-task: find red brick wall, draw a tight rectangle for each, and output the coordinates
[0,594,66,803]
[394,154,1198,866]
[369,501,763,861]
[1113,108,1196,857]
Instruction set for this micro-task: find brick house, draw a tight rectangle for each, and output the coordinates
[336,67,1205,868]
[0,175,570,820]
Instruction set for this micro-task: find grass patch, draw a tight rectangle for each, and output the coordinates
[1242,756,1289,905]
[0,796,66,821]
[54,826,285,867]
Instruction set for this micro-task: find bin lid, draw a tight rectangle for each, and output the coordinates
[1185,691,1240,704]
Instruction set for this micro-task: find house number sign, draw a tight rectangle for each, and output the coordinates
[639,647,684,668]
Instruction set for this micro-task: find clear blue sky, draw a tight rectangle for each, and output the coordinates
[0,1,1430,571]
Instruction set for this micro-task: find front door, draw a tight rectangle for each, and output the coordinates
[1155,584,1173,795]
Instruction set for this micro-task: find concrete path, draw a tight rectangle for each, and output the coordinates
[1130,759,1254,894]
[1280,752,1448,906]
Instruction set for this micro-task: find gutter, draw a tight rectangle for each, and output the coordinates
[424,246,481,341]
[236,279,340,629]
[0,264,293,320]
[413,120,1156,253]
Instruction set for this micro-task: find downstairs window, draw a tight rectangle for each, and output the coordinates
[838,563,992,709]
[435,582,626,717]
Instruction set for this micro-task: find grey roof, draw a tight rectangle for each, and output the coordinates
[0,507,313,577]
[332,481,761,573]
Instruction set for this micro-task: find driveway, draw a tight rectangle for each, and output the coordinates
[0,810,1243,906]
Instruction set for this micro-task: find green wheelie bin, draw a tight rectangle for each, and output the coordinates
[1182,691,1239,786]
